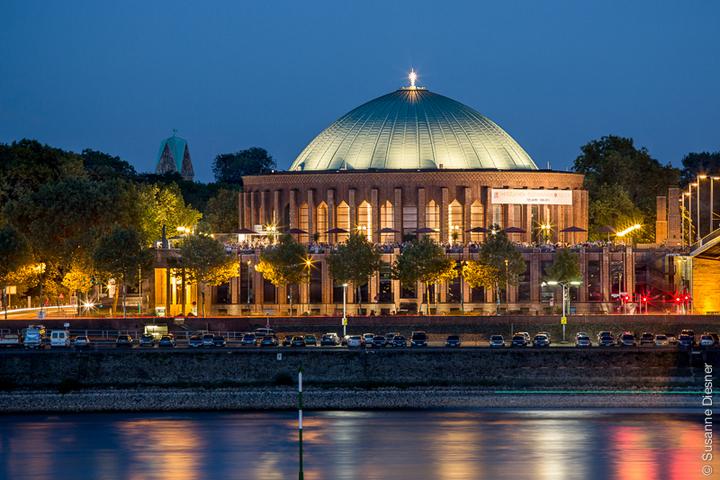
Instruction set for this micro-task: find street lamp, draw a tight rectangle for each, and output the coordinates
[342,283,349,338]
[544,279,582,343]
[303,257,314,313]
[246,260,252,308]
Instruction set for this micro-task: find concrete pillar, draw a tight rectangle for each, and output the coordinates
[601,247,610,302]
[523,204,532,243]
[259,190,266,226]
[463,187,472,244]
[273,190,280,225]
[348,188,357,230]
[530,250,540,303]
[656,195,668,245]
[667,187,682,246]
[289,190,298,228]
[242,192,251,229]
[238,192,244,229]
[249,191,256,228]
[327,189,336,243]
[394,188,403,242]
[418,187,426,229]
[371,188,379,243]
[307,189,315,239]
[440,187,449,242]
[579,250,587,302]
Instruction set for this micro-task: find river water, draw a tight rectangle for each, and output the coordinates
[0,409,715,480]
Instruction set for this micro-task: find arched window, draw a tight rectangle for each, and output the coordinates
[336,201,350,243]
[298,203,309,243]
[316,202,328,243]
[470,201,483,242]
[380,201,394,243]
[357,201,372,241]
[425,200,440,242]
[448,200,463,244]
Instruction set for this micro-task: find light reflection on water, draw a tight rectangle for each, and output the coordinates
[0,409,715,480]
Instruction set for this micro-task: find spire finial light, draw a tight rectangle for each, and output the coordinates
[409,68,417,88]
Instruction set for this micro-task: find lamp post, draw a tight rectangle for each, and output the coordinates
[689,183,695,242]
[712,177,720,232]
[696,176,704,240]
[342,282,348,338]
[544,280,582,343]
[246,260,252,308]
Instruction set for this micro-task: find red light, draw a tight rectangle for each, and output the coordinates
[642,297,647,302]
[685,295,689,301]
[675,297,681,302]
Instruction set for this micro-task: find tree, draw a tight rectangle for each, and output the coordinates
[134,183,203,244]
[255,234,306,315]
[212,147,275,185]
[393,236,456,313]
[203,188,240,233]
[179,235,238,317]
[588,184,646,241]
[462,261,500,292]
[0,139,85,206]
[61,260,96,315]
[326,232,381,312]
[680,151,720,186]
[545,248,582,283]
[93,227,152,317]
[81,149,137,181]
[573,135,679,241]
[0,225,33,318]
[477,229,526,312]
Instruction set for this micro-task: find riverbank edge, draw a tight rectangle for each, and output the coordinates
[0,387,702,413]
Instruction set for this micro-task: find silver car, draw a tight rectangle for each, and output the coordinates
[575,334,592,347]
[347,335,363,348]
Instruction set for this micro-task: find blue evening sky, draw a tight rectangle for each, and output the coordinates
[1,1,718,182]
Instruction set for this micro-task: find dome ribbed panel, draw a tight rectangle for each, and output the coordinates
[289,89,537,171]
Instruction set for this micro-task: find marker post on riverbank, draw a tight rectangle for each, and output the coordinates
[298,366,304,480]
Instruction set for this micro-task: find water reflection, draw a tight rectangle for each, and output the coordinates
[0,409,715,480]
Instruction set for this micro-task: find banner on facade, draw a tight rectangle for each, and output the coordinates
[490,188,573,205]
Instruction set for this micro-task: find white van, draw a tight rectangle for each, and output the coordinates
[50,330,71,348]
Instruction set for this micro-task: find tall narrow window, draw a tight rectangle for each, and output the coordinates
[403,206,417,236]
[316,202,328,243]
[426,200,440,242]
[448,200,463,243]
[470,200,483,242]
[298,203,309,243]
[380,201,394,243]
[357,201,372,241]
[336,201,350,243]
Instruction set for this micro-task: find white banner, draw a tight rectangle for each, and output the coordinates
[490,188,573,205]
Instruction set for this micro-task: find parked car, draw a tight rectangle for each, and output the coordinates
[385,332,400,344]
[346,335,363,348]
[282,335,293,347]
[598,332,615,347]
[0,334,21,348]
[158,335,176,348]
[255,327,275,337]
[50,330,70,348]
[115,335,134,348]
[699,333,717,348]
[139,334,155,348]
[241,333,257,346]
[618,332,637,347]
[188,335,204,348]
[640,332,655,346]
[260,335,278,347]
[665,333,678,345]
[22,327,44,349]
[680,329,696,344]
[445,335,461,348]
[517,332,532,345]
[410,331,428,347]
[73,335,91,350]
[533,334,550,348]
[489,335,505,348]
[202,333,216,347]
[213,335,226,347]
[304,335,318,347]
[391,335,407,347]
[511,334,529,347]
[362,333,375,347]
[537,331,552,344]
[321,333,340,346]
[654,334,669,347]
[372,335,387,348]
[291,336,306,347]
[575,333,592,348]
[678,334,694,351]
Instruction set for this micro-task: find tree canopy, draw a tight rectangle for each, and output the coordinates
[680,151,720,186]
[545,248,582,284]
[255,234,307,313]
[588,184,646,241]
[203,188,240,233]
[212,147,275,185]
[0,224,32,291]
[476,229,526,306]
[327,231,382,305]
[393,236,456,310]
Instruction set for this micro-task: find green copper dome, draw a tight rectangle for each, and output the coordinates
[289,88,538,171]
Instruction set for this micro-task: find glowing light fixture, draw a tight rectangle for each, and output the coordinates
[616,224,642,237]
[408,69,417,88]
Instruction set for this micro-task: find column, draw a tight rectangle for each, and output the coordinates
[418,187,426,229]
[289,189,298,228]
[259,190,266,226]
[523,204,532,243]
[530,250,540,303]
[238,192,244,229]
[273,190,281,225]
[307,189,315,239]
[463,187,472,244]
[348,188,357,231]
[440,187,449,242]
[249,191,256,228]
[327,189,336,243]
[394,188,403,243]
[601,247,610,302]
[371,188,379,243]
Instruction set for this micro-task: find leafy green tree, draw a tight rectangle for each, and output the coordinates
[477,229,525,311]
[588,184,646,241]
[0,225,33,318]
[0,139,85,205]
[93,227,152,317]
[326,231,381,311]
[255,234,306,315]
[393,236,456,313]
[573,135,679,241]
[212,147,275,185]
[462,261,499,293]
[179,235,238,317]
[545,248,582,283]
[134,183,202,244]
[61,260,96,315]
[203,188,240,233]
[81,149,137,181]
[680,151,720,186]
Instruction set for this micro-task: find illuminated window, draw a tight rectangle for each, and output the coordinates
[448,200,463,243]
[492,204,503,229]
[298,203,309,243]
[470,200,483,242]
[403,206,417,234]
[316,202,328,243]
[336,201,350,242]
[357,201,372,241]
[380,201,394,243]
[426,200,439,241]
